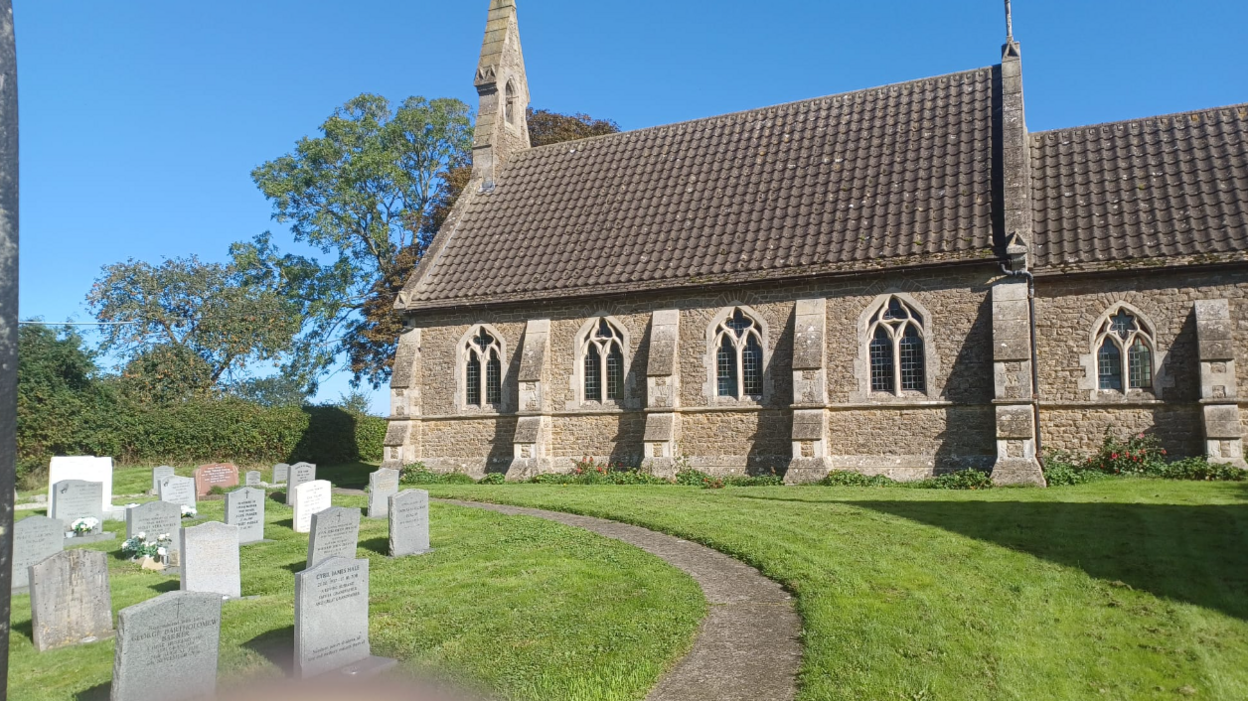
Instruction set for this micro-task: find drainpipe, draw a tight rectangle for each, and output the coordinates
[1000,264,1043,463]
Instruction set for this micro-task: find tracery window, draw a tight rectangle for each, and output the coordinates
[464,327,502,407]
[714,308,765,398]
[867,297,927,395]
[582,318,625,402]
[504,80,517,126]
[1095,308,1154,392]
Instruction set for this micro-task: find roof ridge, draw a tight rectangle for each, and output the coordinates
[514,65,998,158]
[1031,102,1248,139]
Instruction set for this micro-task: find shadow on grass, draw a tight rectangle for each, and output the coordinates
[74,683,110,701]
[360,537,389,557]
[270,492,288,505]
[148,579,180,594]
[274,519,294,529]
[282,561,307,574]
[843,499,1248,621]
[13,618,32,643]
[317,462,375,490]
[243,625,295,675]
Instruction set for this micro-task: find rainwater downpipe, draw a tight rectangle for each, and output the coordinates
[1000,264,1043,463]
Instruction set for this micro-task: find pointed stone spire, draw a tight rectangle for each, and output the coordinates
[472,0,531,187]
[999,0,1031,271]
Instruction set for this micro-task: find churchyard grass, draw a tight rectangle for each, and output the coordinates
[8,469,704,701]
[427,480,1248,701]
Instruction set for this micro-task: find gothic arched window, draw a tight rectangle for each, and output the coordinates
[465,327,502,407]
[867,297,927,395]
[714,308,765,398]
[504,80,517,126]
[1095,308,1154,392]
[581,318,625,402]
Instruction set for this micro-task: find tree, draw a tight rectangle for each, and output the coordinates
[527,108,621,147]
[87,256,302,401]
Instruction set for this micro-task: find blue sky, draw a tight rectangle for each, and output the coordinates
[14,0,1247,414]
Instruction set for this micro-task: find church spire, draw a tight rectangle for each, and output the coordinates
[471,0,531,188]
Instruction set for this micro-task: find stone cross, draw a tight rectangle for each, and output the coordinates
[295,557,393,678]
[285,462,317,506]
[12,516,63,592]
[111,591,223,701]
[272,463,290,484]
[224,487,266,545]
[367,468,400,519]
[151,466,175,496]
[179,522,241,599]
[46,455,113,512]
[193,463,239,498]
[245,471,261,487]
[51,480,104,533]
[30,549,114,652]
[307,507,361,568]
[292,480,332,534]
[158,476,197,509]
[389,490,432,557]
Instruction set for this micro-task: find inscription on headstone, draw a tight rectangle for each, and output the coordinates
[292,480,332,534]
[30,549,114,652]
[47,456,114,512]
[13,517,64,592]
[295,557,387,678]
[273,463,290,484]
[225,487,266,545]
[193,463,239,498]
[159,476,197,509]
[367,468,400,520]
[51,480,104,533]
[151,466,175,496]
[285,462,317,506]
[245,471,261,487]
[307,507,361,567]
[389,489,432,557]
[126,501,182,541]
[180,522,241,599]
[111,591,223,701]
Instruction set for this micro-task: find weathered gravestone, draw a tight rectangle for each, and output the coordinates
[193,463,239,498]
[292,480,332,534]
[51,480,104,534]
[150,466,175,496]
[30,549,114,651]
[307,507,360,567]
[126,501,181,540]
[225,487,266,545]
[13,516,64,593]
[47,456,114,512]
[285,462,317,506]
[245,471,261,487]
[111,591,223,701]
[367,468,400,520]
[295,557,394,678]
[272,463,290,484]
[180,522,240,599]
[389,490,432,557]
[159,476,197,509]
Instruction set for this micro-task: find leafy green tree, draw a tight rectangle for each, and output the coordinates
[527,108,621,147]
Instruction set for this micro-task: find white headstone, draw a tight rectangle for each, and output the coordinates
[179,522,241,599]
[51,480,104,533]
[292,480,332,534]
[47,456,113,512]
[286,462,317,506]
[150,466,175,496]
[225,487,266,545]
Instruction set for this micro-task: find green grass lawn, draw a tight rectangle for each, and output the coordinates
[9,468,705,701]
[426,480,1248,701]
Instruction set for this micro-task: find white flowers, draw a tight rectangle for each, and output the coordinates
[157,547,168,557]
[122,532,174,562]
[70,517,100,536]
[180,505,197,518]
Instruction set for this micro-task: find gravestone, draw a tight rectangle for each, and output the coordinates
[285,462,317,506]
[389,490,432,557]
[30,549,114,652]
[111,591,222,701]
[193,463,239,498]
[46,456,113,512]
[126,501,182,540]
[272,463,290,484]
[292,480,331,534]
[295,556,394,678]
[150,466,174,496]
[180,522,241,599]
[307,507,361,567]
[225,487,266,545]
[367,468,400,520]
[51,480,104,533]
[159,476,197,509]
[13,516,64,592]
[245,471,262,487]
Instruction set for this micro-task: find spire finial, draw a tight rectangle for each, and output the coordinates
[1005,0,1014,41]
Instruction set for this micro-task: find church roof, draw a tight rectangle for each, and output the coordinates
[1031,104,1248,273]
[400,67,1001,310]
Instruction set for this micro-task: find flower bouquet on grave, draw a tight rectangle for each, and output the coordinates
[121,531,174,569]
[68,517,100,538]
[180,505,197,519]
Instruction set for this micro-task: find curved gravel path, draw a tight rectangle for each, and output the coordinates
[436,499,801,701]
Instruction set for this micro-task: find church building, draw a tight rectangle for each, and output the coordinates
[382,0,1248,486]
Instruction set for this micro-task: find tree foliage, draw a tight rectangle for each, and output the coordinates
[527,108,621,147]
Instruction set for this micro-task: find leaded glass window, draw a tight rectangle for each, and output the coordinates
[1094,307,1155,393]
[466,356,481,406]
[606,345,624,400]
[464,327,503,407]
[714,308,765,399]
[1098,339,1122,391]
[866,296,928,396]
[1128,339,1153,389]
[581,318,626,403]
[584,345,602,401]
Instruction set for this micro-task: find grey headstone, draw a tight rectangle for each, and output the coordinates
[295,557,372,678]
[111,592,222,701]
[126,501,181,541]
[273,463,290,484]
[225,487,266,545]
[13,516,64,592]
[30,549,114,652]
[179,522,240,599]
[151,466,175,496]
[158,476,197,509]
[51,480,104,533]
[307,507,360,568]
[46,456,114,512]
[245,471,262,487]
[292,480,332,534]
[389,490,431,557]
[286,462,317,506]
[367,468,400,519]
